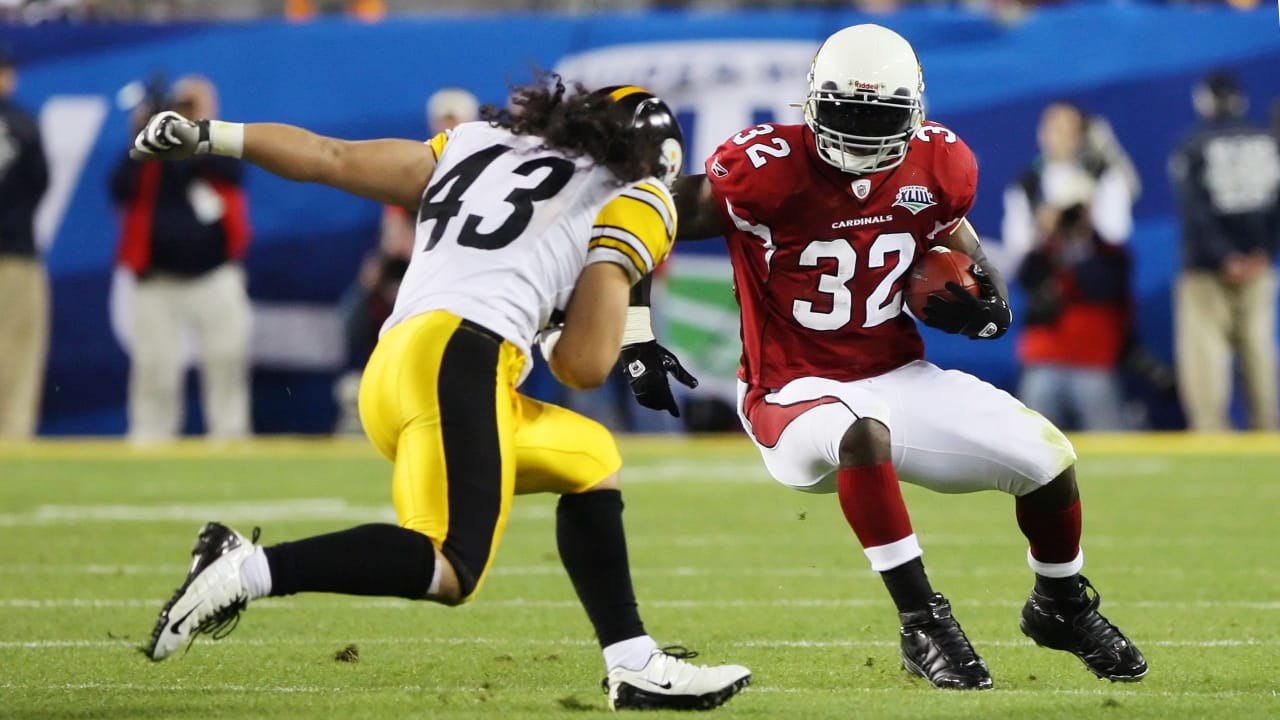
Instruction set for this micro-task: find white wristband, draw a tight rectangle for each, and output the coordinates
[208,120,245,158]
[536,326,562,360]
[622,307,655,346]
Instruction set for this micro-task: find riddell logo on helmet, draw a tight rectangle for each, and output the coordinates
[853,80,881,92]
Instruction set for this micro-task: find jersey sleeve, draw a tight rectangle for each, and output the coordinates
[921,123,979,239]
[426,129,452,160]
[586,179,676,284]
[703,125,802,233]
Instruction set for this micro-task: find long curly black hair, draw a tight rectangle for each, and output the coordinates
[482,73,665,185]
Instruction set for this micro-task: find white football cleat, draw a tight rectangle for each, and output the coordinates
[604,646,751,711]
[145,522,259,661]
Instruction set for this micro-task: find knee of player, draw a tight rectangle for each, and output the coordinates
[424,543,494,604]
[1017,464,1080,510]
[838,417,892,467]
[585,471,622,492]
[428,551,474,607]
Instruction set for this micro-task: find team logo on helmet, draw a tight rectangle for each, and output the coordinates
[892,185,936,215]
[659,137,684,188]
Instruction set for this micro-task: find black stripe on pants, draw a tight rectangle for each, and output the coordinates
[437,320,505,599]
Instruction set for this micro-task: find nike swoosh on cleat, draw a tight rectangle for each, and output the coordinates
[646,680,674,690]
[169,607,198,635]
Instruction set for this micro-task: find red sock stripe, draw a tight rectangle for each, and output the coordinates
[1016,499,1082,565]
[836,462,914,549]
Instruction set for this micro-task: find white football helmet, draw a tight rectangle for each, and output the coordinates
[804,24,925,175]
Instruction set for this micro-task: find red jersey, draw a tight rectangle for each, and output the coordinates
[706,121,978,389]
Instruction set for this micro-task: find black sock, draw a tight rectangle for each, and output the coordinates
[264,523,436,599]
[881,557,936,614]
[556,490,646,648]
[1035,573,1082,601]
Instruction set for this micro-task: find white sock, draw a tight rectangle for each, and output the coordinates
[239,546,272,600]
[1027,547,1084,578]
[603,635,659,672]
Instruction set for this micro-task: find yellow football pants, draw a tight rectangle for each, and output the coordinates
[358,310,622,601]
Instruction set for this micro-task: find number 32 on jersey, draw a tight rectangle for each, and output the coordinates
[793,233,916,331]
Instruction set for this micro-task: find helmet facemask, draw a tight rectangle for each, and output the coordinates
[804,89,922,175]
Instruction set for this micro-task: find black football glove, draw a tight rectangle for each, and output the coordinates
[922,263,1012,339]
[619,340,698,417]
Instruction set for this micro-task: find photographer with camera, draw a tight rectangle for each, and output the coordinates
[109,74,252,443]
[1003,102,1138,431]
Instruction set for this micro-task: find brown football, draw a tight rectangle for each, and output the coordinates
[904,247,980,320]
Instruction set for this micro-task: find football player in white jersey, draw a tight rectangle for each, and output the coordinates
[130,78,750,711]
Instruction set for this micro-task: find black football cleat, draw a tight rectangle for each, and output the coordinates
[1020,575,1148,682]
[899,594,994,690]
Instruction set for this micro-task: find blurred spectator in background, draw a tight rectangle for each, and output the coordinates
[284,0,385,22]
[110,74,253,443]
[426,87,480,134]
[1004,102,1137,430]
[1002,103,1138,271]
[333,87,479,434]
[1169,71,1280,431]
[0,47,50,440]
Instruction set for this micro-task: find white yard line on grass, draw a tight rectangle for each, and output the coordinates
[0,500,555,526]
[0,563,1265,583]
[2,597,1278,610]
[0,681,1274,700]
[0,637,1271,650]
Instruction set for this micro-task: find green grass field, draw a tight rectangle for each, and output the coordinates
[2,435,1278,719]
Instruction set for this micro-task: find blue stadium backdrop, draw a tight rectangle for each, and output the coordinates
[4,4,1279,434]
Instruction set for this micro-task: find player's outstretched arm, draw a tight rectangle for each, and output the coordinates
[672,174,728,241]
[240,124,434,211]
[131,111,435,211]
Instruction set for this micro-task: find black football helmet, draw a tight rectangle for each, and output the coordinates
[598,85,685,188]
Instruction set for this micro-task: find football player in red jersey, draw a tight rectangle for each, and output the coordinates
[657,24,1148,689]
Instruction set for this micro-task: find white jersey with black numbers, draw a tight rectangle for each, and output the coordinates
[383,121,676,364]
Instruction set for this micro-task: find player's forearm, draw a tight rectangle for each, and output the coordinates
[553,263,631,389]
[967,243,1009,303]
[673,174,727,240]
[235,124,431,209]
[240,123,347,185]
[939,218,1009,302]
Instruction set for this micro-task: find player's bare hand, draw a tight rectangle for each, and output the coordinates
[620,340,698,417]
[130,111,208,160]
